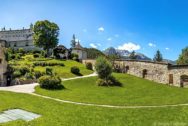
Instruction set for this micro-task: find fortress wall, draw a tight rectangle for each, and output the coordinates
[114,60,169,85]
[83,59,172,86]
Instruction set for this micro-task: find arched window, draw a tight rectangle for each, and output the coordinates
[180,75,188,87]
[142,69,147,78]
[125,66,129,73]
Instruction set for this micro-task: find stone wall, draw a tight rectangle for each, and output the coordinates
[82,59,188,87]
[0,43,7,86]
[114,60,170,85]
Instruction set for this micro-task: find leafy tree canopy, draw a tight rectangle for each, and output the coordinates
[177,47,188,65]
[33,20,59,56]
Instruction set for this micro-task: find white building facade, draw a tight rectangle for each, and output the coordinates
[0,25,40,51]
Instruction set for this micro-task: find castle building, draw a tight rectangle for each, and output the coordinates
[72,42,87,60]
[0,24,40,51]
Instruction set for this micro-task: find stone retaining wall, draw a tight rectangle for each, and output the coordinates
[82,59,188,87]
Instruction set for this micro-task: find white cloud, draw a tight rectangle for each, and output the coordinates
[114,34,119,38]
[98,27,104,32]
[117,42,141,51]
[165,47,170,50]
[148,42,156,47]
[90,43,97,48]
[107,37,112,41]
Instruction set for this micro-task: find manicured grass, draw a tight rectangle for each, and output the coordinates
[9,55,93,78]
[1,91,188,125]
[36,73,188,106]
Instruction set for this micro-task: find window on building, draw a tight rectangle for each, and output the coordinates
[14,43,17,47]
[26,42,29,46]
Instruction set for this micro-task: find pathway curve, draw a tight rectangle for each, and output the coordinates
[1,73,188,109]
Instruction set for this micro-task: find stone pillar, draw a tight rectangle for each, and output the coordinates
[0,44,7,86]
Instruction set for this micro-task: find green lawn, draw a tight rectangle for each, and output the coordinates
[9,55,93,78]
[35,73,188,106]
[1,91,188,125]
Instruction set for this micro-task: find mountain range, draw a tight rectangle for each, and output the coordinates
[103,47,176,64]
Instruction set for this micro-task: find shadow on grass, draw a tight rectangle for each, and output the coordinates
[72,73,83,76]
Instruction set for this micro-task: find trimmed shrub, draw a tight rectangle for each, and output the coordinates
[86,62,93,70]
[38,75,63,89]
[19,66,30,75]
[96,76,121,86]
[95,57,121,86]
[24,72,34,79]
[15,53,21,59]
[34,70,44,79]
[11,54,16,59]
[33,61,64,67]
[95,56,112,80]
[71,53,78,59]
[71,66,80,74]
[33,53,40,58]
[13,70,22,78]
[46,67,53,75]
[18,48,25,55]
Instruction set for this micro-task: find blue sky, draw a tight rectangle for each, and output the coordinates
[1,0,188,60]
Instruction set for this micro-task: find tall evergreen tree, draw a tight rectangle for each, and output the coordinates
[153,50,163,62]
[129,51,137,59]
[177,47,188,65]
[71,34,76,48]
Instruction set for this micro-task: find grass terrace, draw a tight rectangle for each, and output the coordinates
[36,73,188,106]
[9,54,93,78]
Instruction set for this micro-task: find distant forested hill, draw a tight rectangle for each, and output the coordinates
[85,48,105,59]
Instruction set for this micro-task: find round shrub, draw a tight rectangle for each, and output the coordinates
[46,67,53,75]
[19,66,30,75]
[86,62,93,70]
[71,66,80,74]
[71,53,78,59]
[38,75,63,90]
[13,70,22,78]
[95,56,112,80]
[24,72,34,79]
[96,78,106,86]
[33,53,40,58]
[11,54,16,59]
[15,54,21,59]
[34,70,44,79]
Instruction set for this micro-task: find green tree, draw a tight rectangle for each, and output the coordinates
[53,46,66,59]
[95,56,112,81]
[129,51,137,59]
[33,20,59,56]
[153,50,163,62]
[177,47,188,65]
[71,34,76,48]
